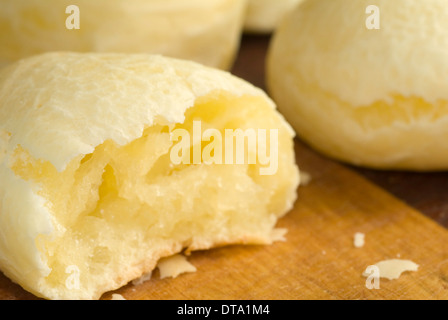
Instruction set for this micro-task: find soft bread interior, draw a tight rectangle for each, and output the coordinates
[9,92,298,300]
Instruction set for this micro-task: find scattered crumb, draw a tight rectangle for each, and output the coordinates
[157,254,197,279]
[353,232,365,248]
[300,171,312,186]
[363,259,419,280]
[132,272,152,286]
[111,294,126,300]
[271,228,288,242]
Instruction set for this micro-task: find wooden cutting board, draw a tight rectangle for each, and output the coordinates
[106,140,447,300]
[2,139,446,300]
[1,34,448,301]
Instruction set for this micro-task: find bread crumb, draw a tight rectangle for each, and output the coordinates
[271,228,288,242]
[300,171,312,186]
[157,254,197,279]
[132,272,152,286]
[353,232,365,248]
[111,294,126,300]
[363,259,419,280]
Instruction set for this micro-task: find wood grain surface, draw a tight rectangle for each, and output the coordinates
[100,140,448,300]
[0,35,447,300]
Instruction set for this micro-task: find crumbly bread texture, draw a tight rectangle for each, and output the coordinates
[157,254,197,280]
[0,0,246,70]
[244,0,302,33]
[267,0,448,170]
[363,260,419,281]
[0,52,299,300]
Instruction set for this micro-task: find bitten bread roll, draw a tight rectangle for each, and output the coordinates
[268,0,448,170]
[244,0,302,33]
[0,0,246,70]
[0,52,299,300]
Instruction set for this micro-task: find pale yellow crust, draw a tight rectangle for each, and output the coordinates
[0,52,272,172]
[244,0,303,33]
[0,52,299,300]
[268,0,448,170]
[0,0,247,70]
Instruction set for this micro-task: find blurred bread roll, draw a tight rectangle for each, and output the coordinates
[268,0,448,170]
[0,52,299,300]
[244,0,302,33]
[0,0,246,70]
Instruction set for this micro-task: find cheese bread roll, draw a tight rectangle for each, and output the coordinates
[268,0,448,170]
[0,0,246,70]
[0,52,299,300]
[244,0,303,33]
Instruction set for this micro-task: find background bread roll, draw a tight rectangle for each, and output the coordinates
[0,52,299,300]
[244,0,302,33]
[0,0,246,70]
[267,0,448,170]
